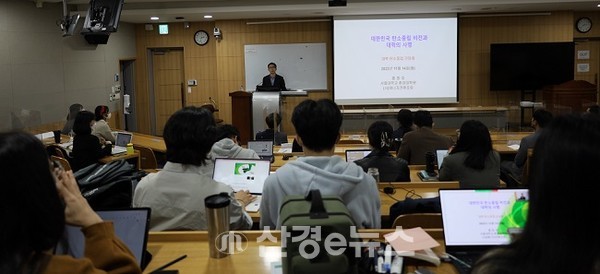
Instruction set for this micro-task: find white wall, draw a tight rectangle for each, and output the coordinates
[0,0,136,131]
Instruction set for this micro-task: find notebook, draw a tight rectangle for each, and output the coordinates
[55,208,152,270]
[436,149,449,169]
[111,132,133,155]
[212,158,271,212]
[345,149,371,162]
[439,189,529,273]
[247,140,274,161]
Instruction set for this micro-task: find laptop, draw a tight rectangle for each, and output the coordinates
[55,208,152,270]
[345,149,371,162]
[439,189,529,273]
[111,132,133,155]
[436,149,449,169]
[247,140,274,161]
[212,158,271,212]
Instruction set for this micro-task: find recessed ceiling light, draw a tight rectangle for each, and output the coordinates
[150,16,159,21]
[204,15,213,19]
[597,3,600,7]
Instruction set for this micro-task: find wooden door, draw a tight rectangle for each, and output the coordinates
[152,49,184,136]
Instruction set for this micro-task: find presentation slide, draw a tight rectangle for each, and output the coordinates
[333,15,458,105]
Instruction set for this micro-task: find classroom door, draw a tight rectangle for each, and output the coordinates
[151,48,185,136]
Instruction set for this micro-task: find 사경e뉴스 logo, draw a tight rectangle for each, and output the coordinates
[215,231,248,255]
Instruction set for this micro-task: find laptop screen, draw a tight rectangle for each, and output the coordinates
[115,132,133,147]
[212,158,271,194]
[247,140,273,156]
[345,149,371,162]
[439,189,529,250]
[436,149,449,169]
[56,208,151,268]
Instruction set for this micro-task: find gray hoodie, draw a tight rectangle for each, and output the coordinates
[259,155,381,229]
[210,138,260,160]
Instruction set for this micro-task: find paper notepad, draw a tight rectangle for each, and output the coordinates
[384,227,439,252]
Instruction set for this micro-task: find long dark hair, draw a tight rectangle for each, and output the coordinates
[72,110,95,135]
[0,132,65,273]
[450,120,492,170]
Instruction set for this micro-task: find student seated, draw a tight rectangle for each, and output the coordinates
[61,103,83,134]
[255,112,288,145]
[391,109,415,151]
[438,120,500,188]
[0,132,140,274]
[133,107,253,231]
[500,109,552,186]
[260,99,381,229]
[397,110,454,165]
[355,121,410,182]
[211,124,260,160]
[472,114,600,274]
[92,105,116,144]
[71,110,111,171]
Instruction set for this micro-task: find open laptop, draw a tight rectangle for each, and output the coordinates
[247,140,274,161]
[55,207,152,270]
[436,149,449,169]
[345,149,371,162]
[439,189,529,273]
[111,132,133,155]
[212,158,271,212]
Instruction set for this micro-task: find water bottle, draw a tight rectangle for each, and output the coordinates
[205,193,230,259]
[367,167,380,182]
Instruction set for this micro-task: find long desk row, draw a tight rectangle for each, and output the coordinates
[145,230,457,274]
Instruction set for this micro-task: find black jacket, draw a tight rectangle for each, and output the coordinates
[72,134,111,171]
[261,74,287,91]
[255,129,288,145]
[354,149,411,182]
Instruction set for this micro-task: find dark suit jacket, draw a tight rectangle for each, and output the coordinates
[261,74,287,91]
[397,127,454,165]
[255,129,288,145]
[354,149,410,182]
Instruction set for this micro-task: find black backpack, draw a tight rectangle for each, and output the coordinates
[73,160,146,209]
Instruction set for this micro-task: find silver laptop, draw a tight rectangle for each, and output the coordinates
[56,208,152,269]
[345,149,371,162]
[436,149,449,169]
[111,132,133,155]
[212,158,271,212]
[247,140,274,160]
[439,189,529,272]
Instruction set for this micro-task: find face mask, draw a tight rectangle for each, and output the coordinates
[106,113,112,120]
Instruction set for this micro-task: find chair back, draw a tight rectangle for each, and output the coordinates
[521,148,534,186]
[51,155,72,171]
[392,213,442,229]
[133,144,158,170]
[46,144,67,158]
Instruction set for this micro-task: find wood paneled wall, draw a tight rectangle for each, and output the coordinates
[134,11,595,134]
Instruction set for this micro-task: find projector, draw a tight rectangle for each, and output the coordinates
[328,0,347,7]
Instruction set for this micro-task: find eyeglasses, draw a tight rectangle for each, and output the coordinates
[268,66,276,69]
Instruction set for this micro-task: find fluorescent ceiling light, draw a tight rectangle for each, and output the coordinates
[204,15,213,19]
[150,16,159,21]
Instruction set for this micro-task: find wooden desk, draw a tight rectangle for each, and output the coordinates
[145,230,457,274]
[100,150,141,169]
[130,132,166,153]
[247,181,460,223]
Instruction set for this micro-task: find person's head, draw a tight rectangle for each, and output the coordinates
[163,106,216,166]
[514,114,600,272]
[367,121,393,150]
[215,124,240,144]
[451,120,492,170]
[67,103,83,120]
[292,99,342,152]
[94,105,110,121]
[586,104,599,114]
[265,113,282,129]
[0,132,65,272]
[396,109,413,129]
[267,62,277,75]
[413,110,433,128]
[72,110,95,135]
[531,109,552,129]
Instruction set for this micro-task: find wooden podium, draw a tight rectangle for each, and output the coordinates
[229,91,253,145]
[543,80,597,115]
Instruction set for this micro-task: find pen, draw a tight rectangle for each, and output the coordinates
[446,253,471,268]
[149,254,187,273]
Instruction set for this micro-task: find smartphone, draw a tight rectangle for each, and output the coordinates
[51,159,65,171]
